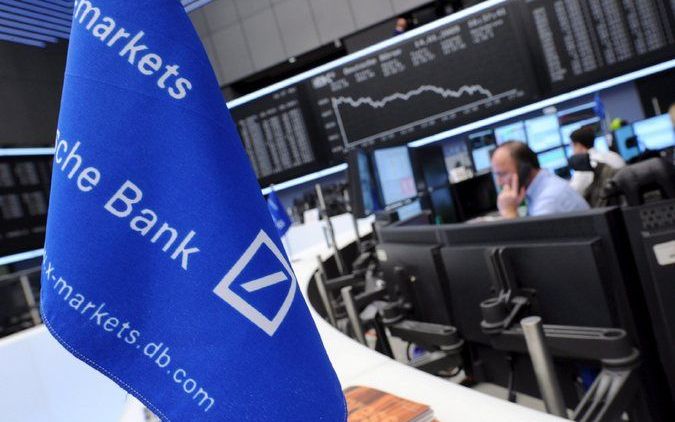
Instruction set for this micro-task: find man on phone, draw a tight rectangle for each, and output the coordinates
[490,141,589,218]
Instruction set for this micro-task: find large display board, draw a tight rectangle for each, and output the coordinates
[228,0,675,186]
[0,156,52,257]
[229,86,332,186]
[307,3,539,152]
[520,0,675,93]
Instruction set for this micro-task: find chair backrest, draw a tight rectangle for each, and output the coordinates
[585,162,619,207]
[608,158,675,206]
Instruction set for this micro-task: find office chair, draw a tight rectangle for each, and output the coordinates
[605,158,675,206]
[568,154,619,208]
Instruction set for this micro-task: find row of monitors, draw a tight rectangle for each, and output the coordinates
[452,112,675,175]
[350,138,594,222]
[614,114,675,161]
[349,143,498,222]
[375,206,675,418]
[349,112,675,221]
[349,107,609,211]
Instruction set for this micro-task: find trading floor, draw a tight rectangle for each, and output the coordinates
[1,0,674,421]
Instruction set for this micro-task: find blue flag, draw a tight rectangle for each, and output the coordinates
[267,190,292,237]
[41,1,346,421]
[594,92,606,120]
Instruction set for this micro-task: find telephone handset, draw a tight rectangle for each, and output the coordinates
[517,163,533,192]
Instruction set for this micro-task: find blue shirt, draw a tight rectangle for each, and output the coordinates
[526,170,590,216]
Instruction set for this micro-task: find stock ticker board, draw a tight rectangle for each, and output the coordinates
[306,3,539,152]
[521,0,675,93]
[230,86,330,186]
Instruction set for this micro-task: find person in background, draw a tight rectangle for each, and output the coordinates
[568,126,625,195]
[491,141,589,218]
[393,16,411,36]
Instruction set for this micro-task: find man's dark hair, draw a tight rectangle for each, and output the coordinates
[570,126,596,149]
[498,141,540,169]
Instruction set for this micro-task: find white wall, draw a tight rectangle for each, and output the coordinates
[189,0,429,86]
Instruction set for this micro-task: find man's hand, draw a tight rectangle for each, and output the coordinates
[497,174,526,219]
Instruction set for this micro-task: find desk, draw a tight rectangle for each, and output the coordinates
[0,214,562,421]
[293,214,562,421]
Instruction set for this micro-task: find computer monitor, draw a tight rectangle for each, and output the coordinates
[395,200,423,221]
[594,135,610,153]
[347,150,380,218]
[376,226,452,325]
[442,139,473,181]
[537,147,568,171]
[429,186,459,224]
[613,125,640,162]
[525,115,562,153]
[411,144,450,190]
[436,208,672,419]
[373,146,417,206]
[468,130,496,173]
[559,117,601,145]
[494,121,527,145]
[451,173,497,221]
[622,200,675,404]
[633,114,675,151]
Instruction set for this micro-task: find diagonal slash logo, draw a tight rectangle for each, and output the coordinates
[213,230,297,336]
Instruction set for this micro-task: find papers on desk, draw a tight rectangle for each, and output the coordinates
[345,386,435,422]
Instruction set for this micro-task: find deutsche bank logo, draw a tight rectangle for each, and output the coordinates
[213,230,297,336]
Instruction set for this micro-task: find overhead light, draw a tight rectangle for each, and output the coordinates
[0,248,44,266]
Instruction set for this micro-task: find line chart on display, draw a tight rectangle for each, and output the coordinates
[329,84,523,148]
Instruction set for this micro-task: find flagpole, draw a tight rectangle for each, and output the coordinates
[315,183,346,275]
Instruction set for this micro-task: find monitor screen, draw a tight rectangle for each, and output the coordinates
[538,147,568,171]
[347,150,380,218]
[633,114,675,151]
[559,117,600,145]
[494,121,527,145]
[442,139,474,183]
[414,145,450,190]
[613,125,640,161]
[594,135,610,153]
[396,200,423,221]
[452,173,497,221]
[468,130,496,173]
[373,146,417,206]
[357,152,377,215]
[472,146,496,173]
[525,115,562,152]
